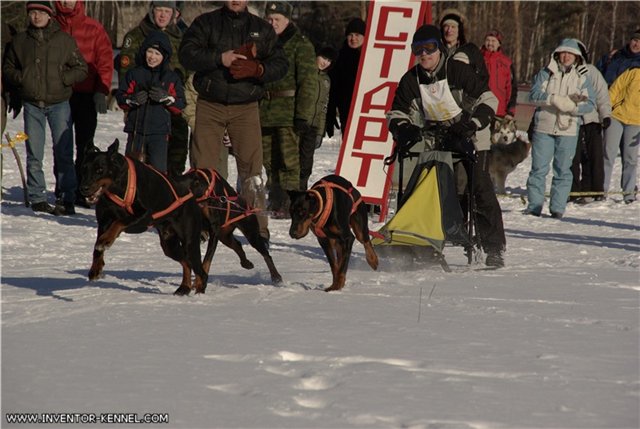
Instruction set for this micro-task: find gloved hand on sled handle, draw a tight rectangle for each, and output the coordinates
[149,86,175,105]
[93,92,107,114]
[549,94,577,113]
[439,130,476,158]
[602,117,611,129]
[393,122,422,148]
[448,117,479,139]
[230,59,264,80]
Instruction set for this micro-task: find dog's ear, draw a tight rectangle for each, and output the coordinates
[84,143,99,156]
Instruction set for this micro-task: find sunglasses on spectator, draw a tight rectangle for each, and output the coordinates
[411,40,440,55]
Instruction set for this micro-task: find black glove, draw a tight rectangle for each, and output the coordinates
[448,119,478,138]
[149,86,174,105]
[602,117,611,129]
[294,118,309,134]
[394,123,422,148]
[438,132,475,157]
[325,115,338,138]
[93,92,107,114]
[129,90,148,106]
[6,92,22,119]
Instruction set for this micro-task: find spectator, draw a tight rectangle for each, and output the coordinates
[182,72,230,178]
[325,17,365,139]
[603,67,639,204]
[119,1,189,177]
[2,1,87,215]
[178,0,288,241]
[300,46,335,189]
[526,38,596,219]
[570,40,611,204]
[598,30,640,86]
[481,29,517,119]
[54,0,113,208]
[386,25,505,268]
[440,9,493,159]
[116,31,184,173]
[1,22,19,135]
[439,9,488,83]
[261,1,317,218]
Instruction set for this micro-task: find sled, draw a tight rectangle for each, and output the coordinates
[2,132,29,206]
[372,136,477,272]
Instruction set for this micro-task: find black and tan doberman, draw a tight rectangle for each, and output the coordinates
[287,174,378,291]
[79,139,208,295]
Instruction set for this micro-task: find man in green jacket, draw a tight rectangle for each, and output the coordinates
[119,1,189,177]
[261,1,317,218]
[3,1,87,215]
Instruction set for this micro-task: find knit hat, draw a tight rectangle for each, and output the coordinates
[139,30,172,66]
[485,29,503,45]
[317,46,337,62]
[26,1,54,16]
[151,1,176,9]
[412,24,444,52]
[265,1,293,19]
[345,18,366,37]
[439,8,467,45]
[632,29,640,41]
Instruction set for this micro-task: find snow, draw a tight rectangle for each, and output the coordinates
[1,110,639,429]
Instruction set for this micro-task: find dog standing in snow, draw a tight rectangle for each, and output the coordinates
[489,117,531,194]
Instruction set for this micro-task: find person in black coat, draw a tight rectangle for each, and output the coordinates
[387,25,506,268]
[116,31,185,173]
[325,17,366,138]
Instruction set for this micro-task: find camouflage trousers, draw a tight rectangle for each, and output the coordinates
[262,126,300,211]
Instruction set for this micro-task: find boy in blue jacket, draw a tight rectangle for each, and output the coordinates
[116,31,184,173]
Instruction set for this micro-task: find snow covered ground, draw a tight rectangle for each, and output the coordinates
[1,110,638,429]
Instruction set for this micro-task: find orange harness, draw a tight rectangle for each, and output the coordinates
[308,179,363,239]
[192,168,258,228]
[104,157,193,220]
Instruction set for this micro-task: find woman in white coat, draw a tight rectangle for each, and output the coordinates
[526,38,596,218]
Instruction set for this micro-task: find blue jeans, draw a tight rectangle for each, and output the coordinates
[603,118,640,202]
[526,132,578,215]
[24,101,76,204]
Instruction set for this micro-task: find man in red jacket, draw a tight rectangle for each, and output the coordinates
[54,0,113,208]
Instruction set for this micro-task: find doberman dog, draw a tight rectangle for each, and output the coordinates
[182,168,282,284]
[287,174,378,292]
[79,139,209,296]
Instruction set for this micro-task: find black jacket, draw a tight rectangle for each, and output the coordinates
[178,6,288,105]
[388,55,495,134]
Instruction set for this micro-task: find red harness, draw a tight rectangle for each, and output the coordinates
[308,179,363,239]
[104,157,193,220]
[192,168,258,228]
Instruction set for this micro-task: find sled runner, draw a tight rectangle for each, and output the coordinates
[2,132,29,206]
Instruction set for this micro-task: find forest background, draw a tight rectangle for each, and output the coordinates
[1,1,639,84]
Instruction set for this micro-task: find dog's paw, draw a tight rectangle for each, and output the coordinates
[173,285,192,296]
[240,259,254,270]
[87,269,104,281]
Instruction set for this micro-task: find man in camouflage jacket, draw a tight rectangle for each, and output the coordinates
[260,1,317,217]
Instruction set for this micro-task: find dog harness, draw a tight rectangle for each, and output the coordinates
[192,168,259,228]
[104,157,193,220]
[308,179,363,239]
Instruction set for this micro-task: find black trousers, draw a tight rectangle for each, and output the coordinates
[456,151,506,252]
[570,122,604,197]
[69,92,97,192]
